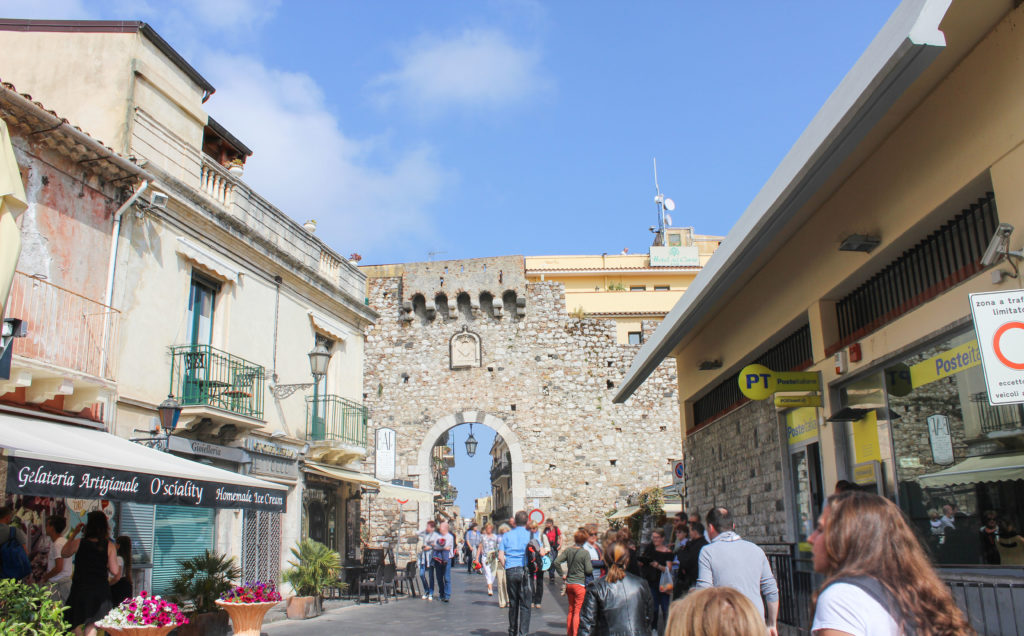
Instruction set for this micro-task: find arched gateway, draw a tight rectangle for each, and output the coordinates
[414,411,526,516]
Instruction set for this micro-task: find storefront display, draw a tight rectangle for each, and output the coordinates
[838,329,1024,566]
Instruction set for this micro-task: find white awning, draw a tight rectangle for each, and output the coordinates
[176,236,241,282]
[608,505,641,520]
[918,453,1024,489]
[308,311,352,342]
[0,413,286,511]
[378,482,437,505]
[303,461,377,485]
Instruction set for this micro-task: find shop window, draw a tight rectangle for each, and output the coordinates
[841,329,1024,567]
[627,332,643,345]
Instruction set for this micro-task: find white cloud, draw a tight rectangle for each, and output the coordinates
[373,29,548,114]
[201,54,451,256]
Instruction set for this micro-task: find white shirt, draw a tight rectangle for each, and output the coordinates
[47,537,72,582]
[812,582,899,636]
[582,542,599,561]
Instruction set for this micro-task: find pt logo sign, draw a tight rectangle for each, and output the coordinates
[970,290,1024,405]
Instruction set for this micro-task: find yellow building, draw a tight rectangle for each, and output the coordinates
[617,0,1024,630]
[474,495,493,528]
[526,227,722,344]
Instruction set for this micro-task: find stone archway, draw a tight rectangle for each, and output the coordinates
[413,411,526,523]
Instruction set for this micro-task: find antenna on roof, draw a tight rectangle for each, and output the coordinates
[652,158,675,235]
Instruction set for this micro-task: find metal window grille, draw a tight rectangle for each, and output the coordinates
[691,324,813,431]
[242,510,281,584]
[830,193,998,353]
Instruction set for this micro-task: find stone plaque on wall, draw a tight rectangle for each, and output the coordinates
[450,327,481,369]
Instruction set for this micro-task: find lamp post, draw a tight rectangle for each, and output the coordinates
[269,344,332,399]
[155,394,181,451]
[465,423,478,458]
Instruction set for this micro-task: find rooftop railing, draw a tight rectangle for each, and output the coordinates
[306,394,368,447]
[4,271,119,380]
[169,344,265,419]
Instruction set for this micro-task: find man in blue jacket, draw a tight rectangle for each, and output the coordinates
[498,510,532,636]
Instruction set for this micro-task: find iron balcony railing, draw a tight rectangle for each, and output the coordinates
[305,394,368,447]
[4,271,120,380]
[169,344,265,419]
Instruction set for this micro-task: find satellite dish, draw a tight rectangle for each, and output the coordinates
[664,213,673,226]
[664,197,676,211]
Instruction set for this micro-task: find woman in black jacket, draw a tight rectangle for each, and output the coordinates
[578,542,653,636]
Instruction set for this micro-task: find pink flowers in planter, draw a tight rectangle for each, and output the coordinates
[219,582,283,604]
[98,591,189,628]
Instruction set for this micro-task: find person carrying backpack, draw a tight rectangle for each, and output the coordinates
[525,520,550,609]
[544,519,562,581]
[0,506,30,582]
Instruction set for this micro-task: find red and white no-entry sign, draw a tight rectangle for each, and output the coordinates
[970,290,1024,405]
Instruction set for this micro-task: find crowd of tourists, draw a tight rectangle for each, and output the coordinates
[415,489,975,636]
[1,506,132,636]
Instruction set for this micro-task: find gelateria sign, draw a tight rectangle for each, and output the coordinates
[6,456,286,512]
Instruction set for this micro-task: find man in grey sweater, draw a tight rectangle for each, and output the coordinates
[694,507,779,636]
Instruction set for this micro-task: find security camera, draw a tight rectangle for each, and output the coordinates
[149,191,169,209]
[981,223,1015,267]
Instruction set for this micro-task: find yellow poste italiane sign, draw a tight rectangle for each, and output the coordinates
[785,407,819,446]
[738,364,820,400]
[908,339,981,389]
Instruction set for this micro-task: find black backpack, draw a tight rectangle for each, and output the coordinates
[525,534,542,575]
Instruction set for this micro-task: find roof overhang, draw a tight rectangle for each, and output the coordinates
[614,0,955,403]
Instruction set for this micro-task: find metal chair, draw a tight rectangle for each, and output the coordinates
[356,549,386,603]
[377,563,398,604]
[395,560,419,597]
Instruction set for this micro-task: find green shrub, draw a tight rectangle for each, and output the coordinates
[0,579,71,635]
[168,550,241,615]
[281,539,341,598]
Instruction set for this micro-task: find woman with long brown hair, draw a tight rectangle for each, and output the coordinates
[809,490,973,635]
[577,541,652,636]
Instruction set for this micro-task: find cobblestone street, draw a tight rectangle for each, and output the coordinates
[263,570,572,636]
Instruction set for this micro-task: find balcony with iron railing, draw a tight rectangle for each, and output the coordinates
[169,344,265,431]
[305,394,368,465]
[0,272,119,417]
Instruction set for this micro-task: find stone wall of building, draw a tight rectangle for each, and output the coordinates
[682,400,789,544]
[361,258,681,560]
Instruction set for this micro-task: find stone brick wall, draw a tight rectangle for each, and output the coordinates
[683,400,789,544]
[361,258,681,560]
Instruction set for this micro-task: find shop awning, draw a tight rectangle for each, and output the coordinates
[918,453,1024,489]
[662,503,684,515]
[608,505,640,520]
[378,482,436,505]
[0,413,286,512]
[303,461,378,485]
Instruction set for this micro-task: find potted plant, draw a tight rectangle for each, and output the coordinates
[281,539,341,619]
[168,550,240,636]
[96,591,188,636]
[215,582,282,636]
[0,579,71,635]
[227,158,244,177]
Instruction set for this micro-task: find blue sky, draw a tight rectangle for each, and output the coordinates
[444,423,498,519]
[3,1,902,266]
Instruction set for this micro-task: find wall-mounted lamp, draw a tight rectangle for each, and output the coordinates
[839,234,881,253]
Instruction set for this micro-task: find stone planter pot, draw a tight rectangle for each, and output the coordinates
[171,610,229,636]
[99,625,178,636]
[285,595,321,619]
[228,165,244,177]
[214,600,278,636]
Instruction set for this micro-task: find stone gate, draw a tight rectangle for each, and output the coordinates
[360,257,681,561]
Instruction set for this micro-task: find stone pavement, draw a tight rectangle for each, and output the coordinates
[263,569,572,635]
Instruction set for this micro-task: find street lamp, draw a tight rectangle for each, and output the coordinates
[157,394,182,435]
[465,423,478,457]
[269,344,333,399]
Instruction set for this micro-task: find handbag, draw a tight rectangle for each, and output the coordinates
[659,567,674,593]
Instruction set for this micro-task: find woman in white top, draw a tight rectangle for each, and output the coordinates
[809,490,973,636]
[476,523,500,596]
[40,516,73,602]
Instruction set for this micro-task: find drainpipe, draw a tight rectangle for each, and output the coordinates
[99,181,149,407]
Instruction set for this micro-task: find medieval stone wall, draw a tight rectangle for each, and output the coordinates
[361,259,681,560]
[682,400,789,544]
